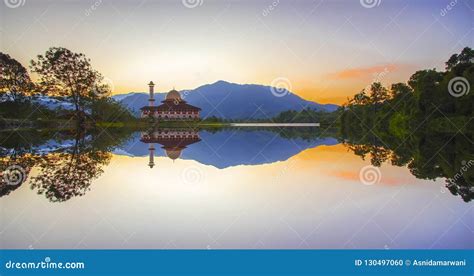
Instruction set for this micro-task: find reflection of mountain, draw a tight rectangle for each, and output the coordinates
[115,130,339,169]
[112,80,339,118]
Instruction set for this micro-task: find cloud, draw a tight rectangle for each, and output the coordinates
[328,64,399,80]
[330,170,403,186]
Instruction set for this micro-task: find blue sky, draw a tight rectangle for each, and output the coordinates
[1,0,472,103]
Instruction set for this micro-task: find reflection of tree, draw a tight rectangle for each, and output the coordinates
[0,155,35,198]
[343,132,474,202]
[30,145,111,203]
[277,127,338,142]
[447,176,473,203]
[209,126,339,142]
[0,127,133,202]
[0,181,22,197]
[345,144,391,167]
[0,123,136,202]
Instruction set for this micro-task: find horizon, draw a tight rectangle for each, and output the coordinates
[1,0,473,105]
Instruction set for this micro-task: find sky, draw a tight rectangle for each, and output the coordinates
[1,0,473,104]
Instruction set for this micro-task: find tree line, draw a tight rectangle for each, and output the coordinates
[340,47,473,137]
[0,47,135,126]
[340,47,473,202]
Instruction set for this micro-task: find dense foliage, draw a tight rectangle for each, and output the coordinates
[30,47,108,115]
[340,47,474,202]
[273,108,341,126]
[341,47,473,136]
[0,52,34,102]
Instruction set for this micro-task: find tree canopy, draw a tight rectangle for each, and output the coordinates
[0,52,34,101]
[30,47,111,117]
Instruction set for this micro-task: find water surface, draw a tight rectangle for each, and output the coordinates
[0,128,472,249]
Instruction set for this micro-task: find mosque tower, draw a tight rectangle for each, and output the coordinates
[148,81,155,107]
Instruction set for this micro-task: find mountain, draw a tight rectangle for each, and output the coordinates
[34,95,74,110]
[114,130,339,169]
[112,81,339,119]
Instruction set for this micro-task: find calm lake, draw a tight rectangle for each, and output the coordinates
[0,128,472,249]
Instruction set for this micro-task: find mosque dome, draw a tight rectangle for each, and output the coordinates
[165,89,182,101]
[165,149,182,160]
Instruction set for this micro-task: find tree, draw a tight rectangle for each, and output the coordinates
[446,47,474,70]
[0,52,33,102]
[390,83,412,99]
[458,47,474,64]
[353,90,370,105]
[445,53,458,71]
[368,82,389,104]
[407,69,443,113]
[30,47,110,121]
[390,83,414,112]
[90,97,135,122]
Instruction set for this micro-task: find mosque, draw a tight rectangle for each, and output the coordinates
[140,129,201,168]
[140,81,201,120]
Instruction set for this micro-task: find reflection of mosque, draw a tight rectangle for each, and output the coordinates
[140,129,201,168]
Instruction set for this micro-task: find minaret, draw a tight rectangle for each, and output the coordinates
[148,143,155,168]
[148,81,155,107]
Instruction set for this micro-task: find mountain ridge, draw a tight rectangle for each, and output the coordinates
[112,80,339,119]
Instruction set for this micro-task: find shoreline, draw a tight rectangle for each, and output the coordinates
[230,123,320,127]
